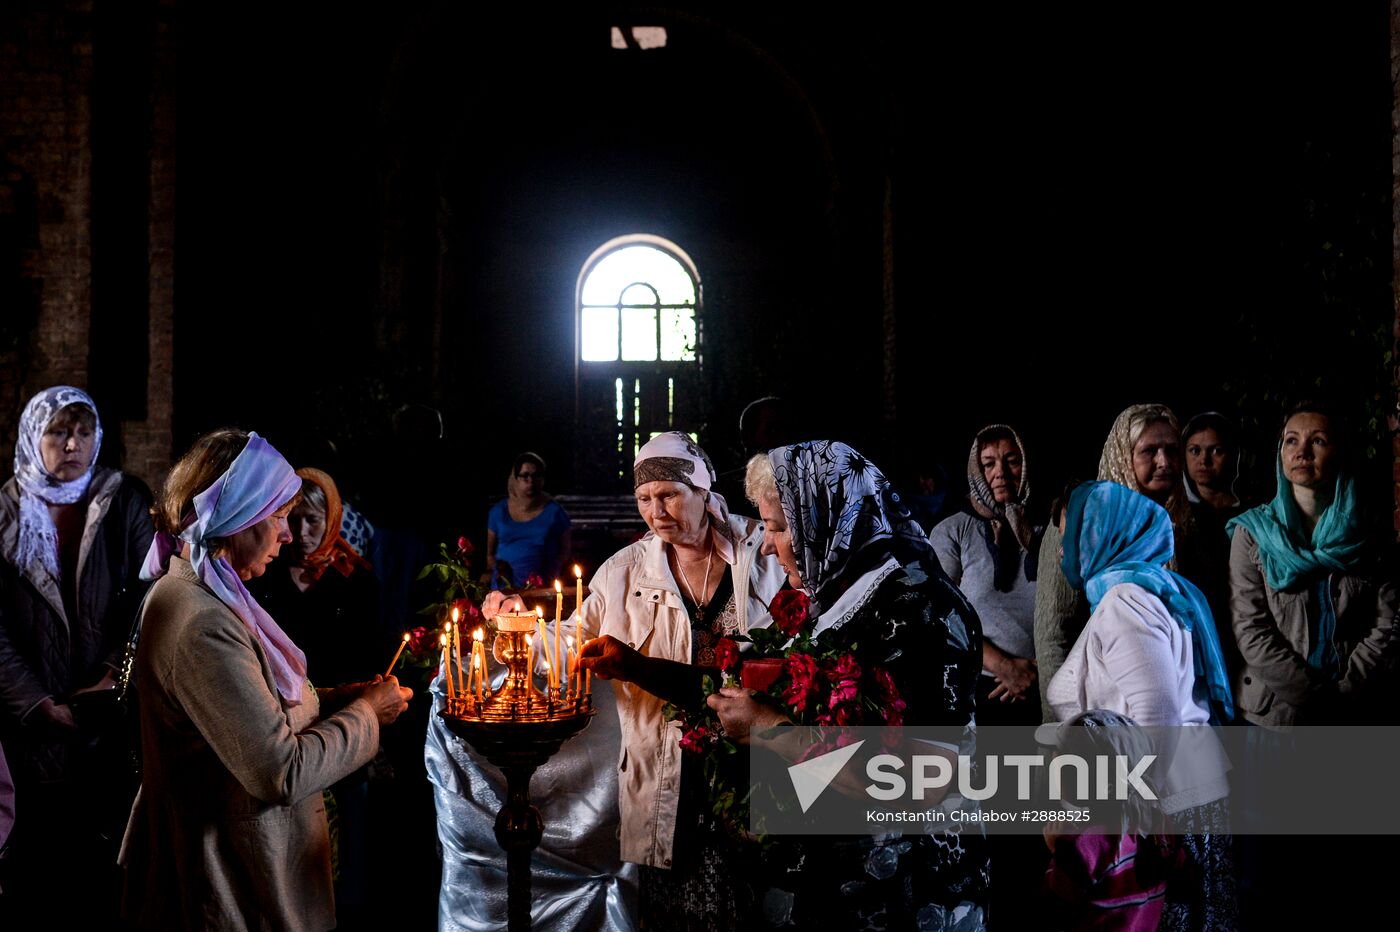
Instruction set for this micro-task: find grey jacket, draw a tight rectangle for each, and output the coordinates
[1229,525,1400,727]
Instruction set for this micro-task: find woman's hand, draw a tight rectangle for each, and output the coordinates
[706,686,788,745]
[360,675,412,725]
[578,635,641,681]
[32,697,77,733]
[989,657,1038,702]
[71,670,118,697]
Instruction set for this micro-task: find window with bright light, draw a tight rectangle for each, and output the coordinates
[580,244,697,363]
[575,236,702,476]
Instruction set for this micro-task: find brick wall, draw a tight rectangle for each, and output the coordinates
[0,1,173,490]
[0,2,94,470]
[1392,0,1400,538]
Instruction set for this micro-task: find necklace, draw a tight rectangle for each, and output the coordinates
[675,543,714,623]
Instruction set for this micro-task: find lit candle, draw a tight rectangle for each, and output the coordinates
[453,616,465,697]
[384,632,409,678]
[440,633,454,699]
[554,580,563,692]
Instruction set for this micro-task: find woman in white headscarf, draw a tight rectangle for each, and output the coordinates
[0,386,154,925]
[577,432,787,931]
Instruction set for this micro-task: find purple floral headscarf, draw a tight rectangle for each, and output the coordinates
[9,386,103,580]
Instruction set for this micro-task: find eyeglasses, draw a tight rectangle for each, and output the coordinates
[517,471,540,480]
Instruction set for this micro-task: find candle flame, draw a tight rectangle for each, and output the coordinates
[574,564,582,578]
[401,632,410,643]
[444,620,452,633]
[566,636,574,649]
[535,606,543,617]
[554,579,562,593]
[515,599,524,611]
[451,606,460,623]
[439,633,447,647]
[474,627,484,642]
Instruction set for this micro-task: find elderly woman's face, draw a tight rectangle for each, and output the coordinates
[979,439,1023,504]
[40,415,96,482]
[1281,412,1338,490]
[1131,420,1181,501]
[758,493,803,589]
[225,501,295,581]
[289,504,327,559]
[1185,428,1233,492]
[635,480,709,547]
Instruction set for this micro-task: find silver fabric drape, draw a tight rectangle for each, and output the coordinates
[426,673,639,931]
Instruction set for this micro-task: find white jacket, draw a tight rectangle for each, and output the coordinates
[574,514,787,867]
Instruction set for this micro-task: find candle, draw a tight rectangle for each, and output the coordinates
[525,633,534,684]
[554,580,563,692]
[536,607,555,690]
[384,632,409,678]
[566,635,575,697]
[455,621,466,697]
[440,633,454,699]
[474,628,486,700]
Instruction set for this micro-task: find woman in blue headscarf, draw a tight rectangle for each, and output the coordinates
[1227,402,1399,727]
[0,386,154,925]
[1045,480,1235,931]
[119,428,412,931]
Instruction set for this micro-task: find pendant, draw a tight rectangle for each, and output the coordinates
[694,606,705,623]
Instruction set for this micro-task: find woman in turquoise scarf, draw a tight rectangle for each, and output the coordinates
[1227,401,1400,727]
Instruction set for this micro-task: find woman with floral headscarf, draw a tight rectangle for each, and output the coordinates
[706,440,989,930]
[0,386,154,923]
[576,431,787,930]
[930,424,1042,726]
[119,429,411,931]
[1047,480,1235,931]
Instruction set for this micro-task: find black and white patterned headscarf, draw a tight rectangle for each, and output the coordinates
[9,386,103,579]
[769,440,932,611]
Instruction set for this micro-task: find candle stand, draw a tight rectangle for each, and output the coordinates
[439,611,593,932]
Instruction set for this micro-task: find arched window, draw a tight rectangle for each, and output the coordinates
[575,234,702,485]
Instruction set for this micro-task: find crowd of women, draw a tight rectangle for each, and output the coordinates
[0,383,1395,930]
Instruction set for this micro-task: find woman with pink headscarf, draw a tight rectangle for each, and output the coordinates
[119,429,411,931]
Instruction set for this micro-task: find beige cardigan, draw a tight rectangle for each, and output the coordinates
[574,515,787,868]
[119,557,380,931]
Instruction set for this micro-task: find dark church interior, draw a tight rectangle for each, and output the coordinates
[3,1,1399,929]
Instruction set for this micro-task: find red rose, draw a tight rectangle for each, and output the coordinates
[679,725,711,754]
[769,588,810,638]
[457,536,475,558]
[525,573,545,589]
[824,654,862,686]
[828,679,859,709]
[715,637,741,673]
[782,653,821,712]
[873,667,900,702]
